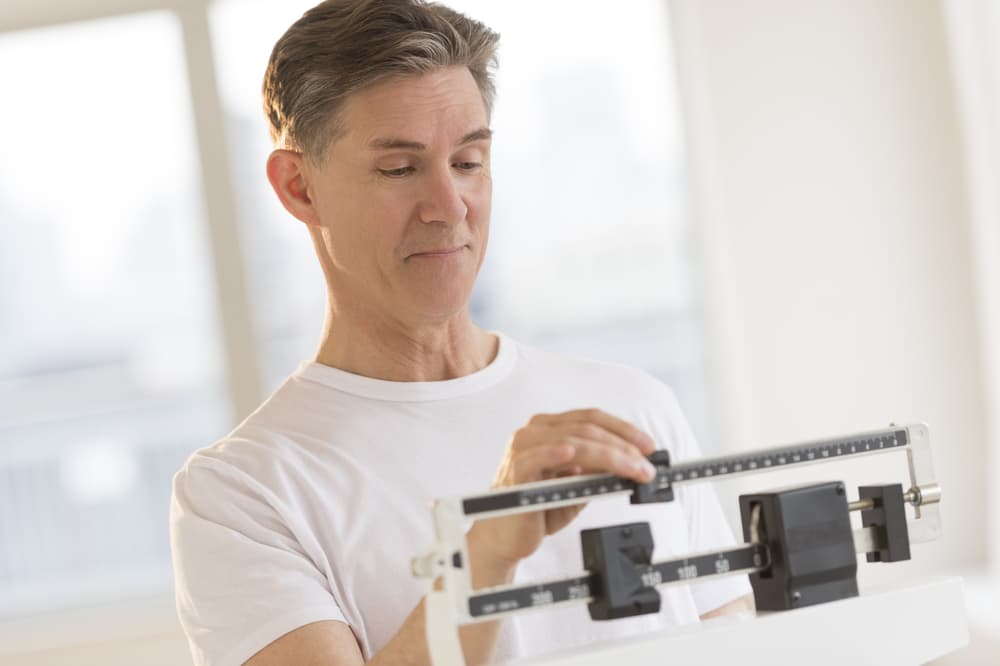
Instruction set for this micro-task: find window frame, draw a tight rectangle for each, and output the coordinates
[1,0,264,424]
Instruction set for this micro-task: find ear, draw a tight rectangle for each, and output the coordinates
[266,149,322,227]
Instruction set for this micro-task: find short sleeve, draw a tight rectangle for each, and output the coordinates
[170,459,348,666]
[659,387,753,616]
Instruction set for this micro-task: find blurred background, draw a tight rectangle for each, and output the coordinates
[0,0,996,663]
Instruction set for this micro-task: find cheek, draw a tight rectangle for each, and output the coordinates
[322,181,403,250]
[470,182,491,267]
[369,190,419,225]
[468,177,492,225]
[364,194,423,275]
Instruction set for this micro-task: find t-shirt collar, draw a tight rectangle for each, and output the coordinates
[293,332,516,402]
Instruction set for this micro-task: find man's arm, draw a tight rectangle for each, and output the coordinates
[699,594,755,621]
[245,524,516,666]
[245,409,657,665]
[244,620,361,666]
[247,591,757,665]
[247,587,757,665]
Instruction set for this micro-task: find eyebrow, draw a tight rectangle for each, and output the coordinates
[367,127,493,151]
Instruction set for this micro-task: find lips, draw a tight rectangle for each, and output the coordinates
[407,244,468,258]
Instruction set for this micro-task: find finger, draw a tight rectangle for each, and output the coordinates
[500,443,575,485]
[542,463,584,480]
[558,421,648,461]
[564,437,657,483]
[549,421,656,479]
[549,408,657,455]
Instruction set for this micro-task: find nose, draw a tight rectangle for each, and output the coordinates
[417,165,468,226]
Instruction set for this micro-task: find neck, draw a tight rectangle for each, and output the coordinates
[313,304,497,382]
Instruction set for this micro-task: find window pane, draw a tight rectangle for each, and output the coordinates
[209,0,714,448]
[448,0,713,445]
[0,12,229,615]
[209,0,326,393]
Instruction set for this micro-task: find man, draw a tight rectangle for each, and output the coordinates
[170,1,751,664]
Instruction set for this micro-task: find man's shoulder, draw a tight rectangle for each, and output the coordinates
[171,428,282,507]
[172,369,333,492]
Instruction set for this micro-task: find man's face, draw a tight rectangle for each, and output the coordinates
[304,66,492,328]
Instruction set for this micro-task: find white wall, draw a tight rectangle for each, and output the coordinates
[672,0,988,571]
[671,1,994,661]
[942,0,1000,582]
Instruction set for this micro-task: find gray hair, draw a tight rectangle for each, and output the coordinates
[262,0,500,163]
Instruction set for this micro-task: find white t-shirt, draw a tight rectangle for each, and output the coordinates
[170,334,750,665]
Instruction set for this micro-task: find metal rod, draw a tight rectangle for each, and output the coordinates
[847,486,938,513]
[848,498,876,512]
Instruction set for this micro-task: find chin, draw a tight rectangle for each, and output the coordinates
[407,286,474,322]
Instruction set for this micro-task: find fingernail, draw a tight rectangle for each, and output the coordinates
[635,460,656,480]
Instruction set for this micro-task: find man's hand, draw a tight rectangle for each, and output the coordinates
[247,409,658,666]
[469,409,658,568]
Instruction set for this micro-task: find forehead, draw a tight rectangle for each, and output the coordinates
[338,67,489,144]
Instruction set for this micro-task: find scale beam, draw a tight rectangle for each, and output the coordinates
[413,423,946,665]
[460,427,910,518]
[466,543,767,622]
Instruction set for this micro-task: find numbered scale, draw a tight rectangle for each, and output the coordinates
[411,423,943,664]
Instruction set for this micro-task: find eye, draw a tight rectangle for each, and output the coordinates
[378,166,415,178]
[454,161,482,172]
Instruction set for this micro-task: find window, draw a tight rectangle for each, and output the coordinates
[208,0,325,393]
[0,11,228,615]
[451,0,711,442]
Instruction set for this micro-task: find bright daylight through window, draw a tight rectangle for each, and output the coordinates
[0,11,228,615]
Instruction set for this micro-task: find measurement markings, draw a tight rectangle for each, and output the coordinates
[461,429,909,517]
[467,544,768,619]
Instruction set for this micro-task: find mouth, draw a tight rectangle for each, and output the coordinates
[407,245,469,259]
